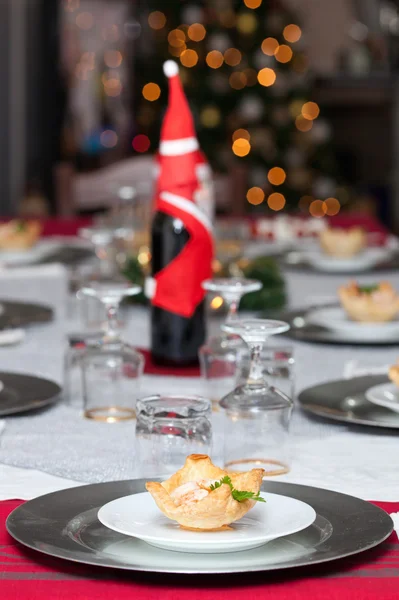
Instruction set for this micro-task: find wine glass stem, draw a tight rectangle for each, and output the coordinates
[248,343,264,383]
[105,304,120,340]
[225,297,240,323]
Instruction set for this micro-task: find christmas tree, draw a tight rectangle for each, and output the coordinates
[133,0,343,217]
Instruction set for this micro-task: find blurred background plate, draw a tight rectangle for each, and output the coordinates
[0,300,53,329]
[0,372,61,416]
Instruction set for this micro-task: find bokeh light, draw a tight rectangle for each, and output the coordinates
[232,129,250,142]
[323,197,341,216]
[267,167,286,186]
[224,48,242,66]
[201,106,221,128]
[309,199,327,218]
[180,49,198,67]
[168,29,186,47]
[104,78,122,97]
[142,83,161,101]
[295,115,313,132]
[206,50,224,69]
[100,130,118,149]
[187,23,206,41]
[247,187,265,205]
[76,12,93,30]
[63,0,80,12]
[148,11,166,30]
[104,50,122,68]
[283,24,302,43]
[244,0,262,8]
[229,71,247,90]
[232,138,251,157]
[274,44,293,63]
[302,101,320,120]
[236,12,257,34]
[289,99,305,118]
[132,135,150,153]
[257,67,276,87]
[261,37,279,56]
[211,296,224,310]
[267,193,286,211]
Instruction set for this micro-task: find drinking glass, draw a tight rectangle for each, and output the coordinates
[135,395,212,477]
[199,278,262,407]
[80,282,145,422]
[238,345,295,401]
[220,319,293,475]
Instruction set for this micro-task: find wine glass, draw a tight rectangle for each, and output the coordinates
[79,227,119,278]
[80,282,145,422]
[220,319,293,475]
[198,278,262,408]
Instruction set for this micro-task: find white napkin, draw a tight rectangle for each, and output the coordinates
[343,360,389,379]
[0,329,25,346]
[0,463,83,501]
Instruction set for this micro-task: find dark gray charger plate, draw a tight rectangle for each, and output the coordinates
[282,251,399,274]
[298,374,399,429]
[280,305,399,346]
[6,479,393,574]
[0,372,61,416]
[0,300,53,329]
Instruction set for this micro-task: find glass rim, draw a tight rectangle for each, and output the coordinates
[136,394,212,416]
[202,277,262,294]
[80,282,142,299]
[221,319,290,338]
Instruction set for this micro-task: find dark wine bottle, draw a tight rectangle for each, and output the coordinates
[150,211,206,367]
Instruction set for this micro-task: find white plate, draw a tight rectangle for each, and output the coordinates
[366,382,399,413]
[0,240,62,265]
[307,306,399,342]
[304,247,392,273]
[98,491,316,554]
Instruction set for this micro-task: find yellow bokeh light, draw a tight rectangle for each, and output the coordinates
[142,82,161,101]
[244,0,262,8]
[309,200,327,218]
[210,296,224,310]
[168,29,186,47]
[180,49,198,68]
[206,50,224,69]
[232,129,250,142]
[302,101,320,120]
[104,50,122,68]
[274,44,293,63]
[258,67,276,87]
[236,13,257,34]
[148,11,166,30]
[201,106,221,128]
[169,44,186,57]
[229,71,247,90]
[247,187,265,205]
[295,115,313,132]
[224,48,242,67]
[267,193,286,211]
[232,138,251,157]
[323,197,341,216]
[261,37,279,56]
[187,23,206,42]
[289,99,305,118]
[267,167,286,186]
[76,12,93,30]
[283,24,302,43]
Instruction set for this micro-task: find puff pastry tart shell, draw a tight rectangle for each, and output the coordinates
[0,221,42,250]
[319,227,366,257]
[146,454,264,531]
[338,281,399,323]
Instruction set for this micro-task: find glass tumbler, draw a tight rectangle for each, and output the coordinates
[135,395,212,477]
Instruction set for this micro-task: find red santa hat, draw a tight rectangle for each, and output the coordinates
[156,61,204,197]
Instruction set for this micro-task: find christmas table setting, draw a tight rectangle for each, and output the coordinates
[2,63,399,600]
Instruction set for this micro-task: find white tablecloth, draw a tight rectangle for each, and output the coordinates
[1,265,399,502]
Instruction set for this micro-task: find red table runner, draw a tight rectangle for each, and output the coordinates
[1,499,398,600]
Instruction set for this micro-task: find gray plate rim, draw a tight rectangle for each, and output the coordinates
[298,374,399,429]
[0,371,61,417]
[6,479,393,575]
[280,305,399,346]
[0,299,53,328]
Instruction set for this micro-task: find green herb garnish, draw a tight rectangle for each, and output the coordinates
[210,476,266,503]
[359,285,378,294]
[14,221,27,233]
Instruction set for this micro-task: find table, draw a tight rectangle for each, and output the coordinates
[1,224,399,598]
